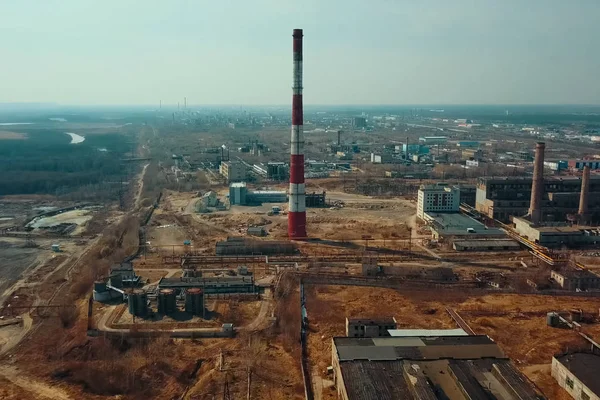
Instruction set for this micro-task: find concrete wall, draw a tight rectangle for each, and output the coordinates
[552,357,600,400]
[332,340,350,400]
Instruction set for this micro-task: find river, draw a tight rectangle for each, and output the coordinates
[64,132,85,144]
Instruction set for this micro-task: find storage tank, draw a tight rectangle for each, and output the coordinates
[185,288,204,317]
[128,290,148,317]
[109,273,123,288]
[546,312,559,327]
[94,280,107,293]
[157,289,177,315]
[93,280,110,302]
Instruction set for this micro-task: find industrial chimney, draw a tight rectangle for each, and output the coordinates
[578,165,591,225]
[528,142,545,225]
[288,29,307,239]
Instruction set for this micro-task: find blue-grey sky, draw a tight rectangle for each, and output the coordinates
[1,0,600,105]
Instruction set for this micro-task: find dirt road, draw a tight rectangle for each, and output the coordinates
[0,365,72,400]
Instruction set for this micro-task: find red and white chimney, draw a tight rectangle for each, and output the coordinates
[288,29,307,239]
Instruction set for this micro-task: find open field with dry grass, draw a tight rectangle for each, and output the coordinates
[303,284,600,400]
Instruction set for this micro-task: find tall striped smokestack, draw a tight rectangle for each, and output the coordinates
[578,165,591,225]
[289,28,307,239]
[528,142,545,225]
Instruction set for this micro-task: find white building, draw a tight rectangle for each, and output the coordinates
[552,352,600,400]
[417,184,460,219]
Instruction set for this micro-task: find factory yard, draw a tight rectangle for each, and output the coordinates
[304,285,600,400]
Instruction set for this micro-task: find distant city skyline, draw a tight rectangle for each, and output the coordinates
[1,0,600,105]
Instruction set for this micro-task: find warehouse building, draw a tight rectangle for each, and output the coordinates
[552,352,600,400]
[215,237,297,255]
[453,239,521,252]
[512,217,600,247]
[331,334,541,400]
[424,212,505,240]
[550,268,600,291]
[419,136,448,145]
[228,182,287,205]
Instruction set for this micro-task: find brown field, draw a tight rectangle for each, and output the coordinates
[304,285,600,400]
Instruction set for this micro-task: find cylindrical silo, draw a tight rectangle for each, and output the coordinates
[128,289,148,317]
[185,288,204,317]
[158,289,177,315]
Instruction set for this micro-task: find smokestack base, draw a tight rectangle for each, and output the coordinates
[528,142,545,225]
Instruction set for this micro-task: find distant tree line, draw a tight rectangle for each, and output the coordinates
[0,130,131,197]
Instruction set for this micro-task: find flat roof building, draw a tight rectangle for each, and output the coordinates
[345,317,397,338]
[552,352,600,400]
[513,216,600,247]
[417,184,460,219]
[476,176,600,223]
[220,161,247,183]
[424,212,506,240]
[332,334,542,400]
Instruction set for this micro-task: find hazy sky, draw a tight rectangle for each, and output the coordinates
[1,0,600,105]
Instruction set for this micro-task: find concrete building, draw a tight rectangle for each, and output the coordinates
[455,184,477,206]
[345,317,397,338]
[370,152,393,164]
[552,352,600,400]
[352,116,367,129]
[229,182,287,206]
[475,176,600,223]
[550,268,600,291]
[417,184,460,219]
[513,216,600,247]
[331,334,542,400]
[424,212,506,240]
[453,239,521,252]
[219,161,247,183]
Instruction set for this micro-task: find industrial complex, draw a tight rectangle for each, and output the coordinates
[2,25,600,400]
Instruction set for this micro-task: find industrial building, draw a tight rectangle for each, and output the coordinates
[370,152,393,164]
[550,268,600,291]
[457,184,477,206]
[252,162,289,181]
[219,161,247,183]
[552,352,600,400]
[419,136,448,145]
[453,239,520,252]
[305,191,326,207]
[228,182,287,205]
[417,184,460,219]
[157,275,256,294]
[215,237,297,255]
[331,334,541,400]
[345,317,397,338]
[352,116,367,129]
[424,213,506,240]
[512,217,600,247]
[462,148,483,161]
[476,175,600,223]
